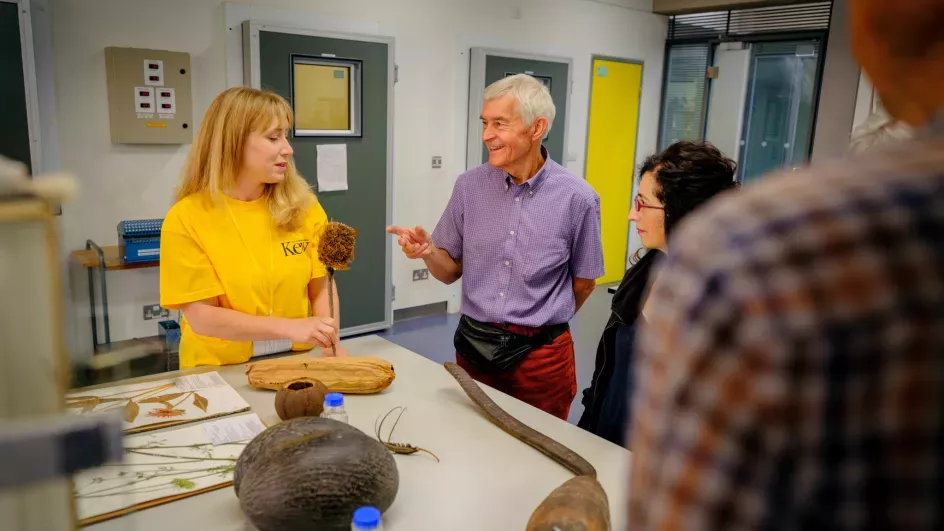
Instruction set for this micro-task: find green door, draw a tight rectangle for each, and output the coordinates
[257,29,391,334]
[481,55,570,165]
[0,2,32,173]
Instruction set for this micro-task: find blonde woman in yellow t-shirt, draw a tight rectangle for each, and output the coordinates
[160,87,344,369]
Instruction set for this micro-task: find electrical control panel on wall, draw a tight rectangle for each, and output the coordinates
[105,47,193,144]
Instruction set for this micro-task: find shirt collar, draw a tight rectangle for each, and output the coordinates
[503,145,552,193]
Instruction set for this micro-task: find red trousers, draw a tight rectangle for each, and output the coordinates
[456,324,577,421]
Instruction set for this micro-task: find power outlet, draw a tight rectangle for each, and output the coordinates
[413,268,429,281]
[143,304,170,321]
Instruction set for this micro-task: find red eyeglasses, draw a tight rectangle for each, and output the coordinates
[634,195,665,212]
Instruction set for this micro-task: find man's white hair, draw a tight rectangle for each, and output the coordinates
[483,74,556,133]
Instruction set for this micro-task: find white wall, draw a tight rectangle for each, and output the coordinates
[705,42,751,161]
[852,69,876,130]
[810,0,860,160]
[49,0,666,358]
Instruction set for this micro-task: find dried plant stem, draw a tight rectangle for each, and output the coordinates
[126,449,237,462]
[78,469,233,499]
[97,383,177,413]
[78,465,231,493]
[96,382,175,401]
[328,268,337,356]
[100,460,225,467]
[122,442,247,451]
[170,392,194,409]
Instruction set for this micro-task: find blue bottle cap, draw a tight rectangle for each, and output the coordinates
[324,392,344,407]
[352,506,381,529]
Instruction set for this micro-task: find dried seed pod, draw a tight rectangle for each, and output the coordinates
[274,378,329,421]
[526,476,611,531]
[246,356,395,394]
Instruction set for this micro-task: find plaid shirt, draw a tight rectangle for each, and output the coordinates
[629,116,944,530]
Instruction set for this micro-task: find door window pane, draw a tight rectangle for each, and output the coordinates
[739,41,821,183]
[659,43,710,150]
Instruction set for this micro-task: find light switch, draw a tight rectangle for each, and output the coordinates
[432,156,442,169]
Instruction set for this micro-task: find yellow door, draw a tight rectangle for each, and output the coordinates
[585,58,643,284]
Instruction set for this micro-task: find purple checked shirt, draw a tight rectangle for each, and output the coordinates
[432,149,604,327]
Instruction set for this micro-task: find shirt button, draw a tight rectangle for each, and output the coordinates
[510,231,515,235]
[515,198,521,202]
[529,191,533,195]
[499,292,505,297]
[505,260,510,266]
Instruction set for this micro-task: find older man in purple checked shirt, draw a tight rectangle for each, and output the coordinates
[387,74,603,420]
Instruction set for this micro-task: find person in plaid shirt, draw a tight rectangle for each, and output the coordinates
[628,1,944,529]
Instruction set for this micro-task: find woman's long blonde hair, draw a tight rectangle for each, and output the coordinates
[175,87,314,230]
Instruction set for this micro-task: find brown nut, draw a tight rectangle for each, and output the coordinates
[274,378,329,421]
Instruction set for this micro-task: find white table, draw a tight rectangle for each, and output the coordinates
[86,335,631,530]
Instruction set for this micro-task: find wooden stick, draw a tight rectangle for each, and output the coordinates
[327,268,337,356]
[443,362,596,478]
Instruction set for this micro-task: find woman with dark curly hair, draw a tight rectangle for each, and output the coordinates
[578,140,738,446]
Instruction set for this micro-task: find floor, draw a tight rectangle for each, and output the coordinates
[375,284,615,424]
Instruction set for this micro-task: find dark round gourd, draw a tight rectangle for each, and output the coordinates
[234,417,399,531]
[274,378,329,421]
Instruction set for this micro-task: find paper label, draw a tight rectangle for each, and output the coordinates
[252,339,293,358]
[202,414,266,445]
[316,144,349,192]
[172,371,228,392]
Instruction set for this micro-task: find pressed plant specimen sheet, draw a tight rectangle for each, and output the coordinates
[74,413,266,525]
[66,371,251,433]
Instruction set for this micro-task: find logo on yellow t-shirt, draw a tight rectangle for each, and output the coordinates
[281,239,310,256]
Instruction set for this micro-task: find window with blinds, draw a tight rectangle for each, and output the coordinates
[667,2,832,42]
[656,2,832,151]
[658,43,710,151]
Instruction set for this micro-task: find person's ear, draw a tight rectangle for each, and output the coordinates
[531,117,548,142]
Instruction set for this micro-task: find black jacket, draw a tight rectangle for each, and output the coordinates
[578,250,661,443]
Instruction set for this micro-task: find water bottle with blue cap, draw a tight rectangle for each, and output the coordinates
[321,392,348,424]
[351,506,382,531]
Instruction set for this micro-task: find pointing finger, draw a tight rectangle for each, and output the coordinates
[386,225,410,237]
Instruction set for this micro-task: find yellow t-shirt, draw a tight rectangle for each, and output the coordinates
[159,192,329,368]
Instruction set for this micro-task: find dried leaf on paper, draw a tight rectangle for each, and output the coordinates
[192,393,209,413]
[138,393,186,404]
[124,400,140,423]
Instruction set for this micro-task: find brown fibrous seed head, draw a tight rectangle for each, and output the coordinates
[318,221,357,271]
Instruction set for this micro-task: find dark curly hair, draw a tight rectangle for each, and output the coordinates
[639,140,738,238]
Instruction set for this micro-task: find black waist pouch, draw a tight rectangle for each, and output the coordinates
[454,315,568,373]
